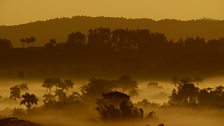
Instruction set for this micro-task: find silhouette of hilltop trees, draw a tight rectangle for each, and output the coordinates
[2,28,224,79]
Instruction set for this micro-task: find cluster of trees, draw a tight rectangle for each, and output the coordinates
[41,78,80,107]
[169,77,224,107]
[9,84,38,110]
[96,91,144,121]
[20,37,36,48]
[81,75,139,103]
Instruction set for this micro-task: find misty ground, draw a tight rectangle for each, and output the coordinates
[0,76,224,126]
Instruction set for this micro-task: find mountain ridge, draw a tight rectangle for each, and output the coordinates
[0,16,224,47]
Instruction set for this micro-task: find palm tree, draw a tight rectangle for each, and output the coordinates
[54,89,66,103]
[10,84,29,101]
[20,38,26,48]
[30,36,36,47]
[43,93,55,105]
[10,86,21,100]
[42,78,55,94]
[25,38,31,47]
[58,79,74,91]
[20,93,38,110]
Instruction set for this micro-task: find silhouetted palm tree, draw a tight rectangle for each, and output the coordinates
[30,36,36,47]
[10,86,21,100]
[54,89,66,103]
[10,84,28,101]
[20,38,26,48]
[20,93,38,110]
[58,79,74,91]
[43,93,55,105]
[42,78,55,94]
[25,38,31,47]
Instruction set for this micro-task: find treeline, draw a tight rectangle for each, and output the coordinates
[1,28,224,77]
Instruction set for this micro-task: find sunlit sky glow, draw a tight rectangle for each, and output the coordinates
[0,0,223,25]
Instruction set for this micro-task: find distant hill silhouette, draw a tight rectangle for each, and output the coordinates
[0,16,223,47]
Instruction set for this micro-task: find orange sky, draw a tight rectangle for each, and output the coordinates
[0,0,223,25]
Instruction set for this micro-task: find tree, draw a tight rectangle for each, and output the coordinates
[42,78,77,105]
[10,86,21,100]
[57,79,74,91]
[30,36,36,47]
[43,93,56,105]
[20,38,26,48]
[10,84,28,100]
[25,38,31,47]
[0,39,13,50]
[169,78,199,106]
[54,89,67,103]
[81,78,115,103]
[96,91,144,121]
[20,93,38,110]
[42,78,55,94]
[67,32,86,47]
[45,39,57,48]
[87,28,112,49]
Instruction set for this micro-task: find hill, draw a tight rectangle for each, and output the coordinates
[0,16,224,47]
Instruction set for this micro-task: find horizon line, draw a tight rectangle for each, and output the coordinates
[1,15,224,27]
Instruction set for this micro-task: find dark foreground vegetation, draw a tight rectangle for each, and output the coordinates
[1,28,224,79]
[0,117,41,126]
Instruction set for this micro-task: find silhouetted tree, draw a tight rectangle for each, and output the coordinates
[42,78,56,94]
[67,32,86,47]
[96,91,144,121]
[87,28,112,49]
[81,78,115,103]
[54,89,67,103]
[30,36,36,47]
[0,39,13,50]
[20,38,26,48]
[45,39,57,48]
[10,86,21,100]
[57,79,74,91]
[25,38,31,47]
[169,78,199,106]
[10,84,28,100]
[43,93,56,105]
[20,93,38,110]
